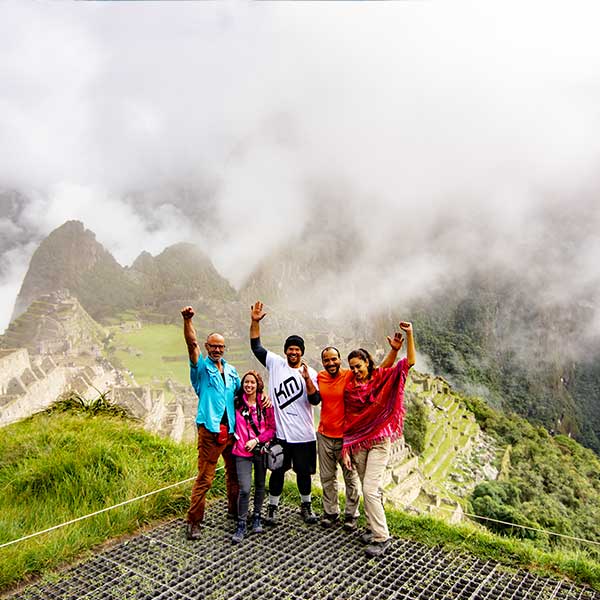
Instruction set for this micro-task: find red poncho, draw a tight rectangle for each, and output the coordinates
[342,358,410,457]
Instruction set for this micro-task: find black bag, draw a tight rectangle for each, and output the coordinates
[251,444,265,458]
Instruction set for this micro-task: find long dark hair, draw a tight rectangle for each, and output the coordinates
[235,370,265,410]
[347,348,375,379]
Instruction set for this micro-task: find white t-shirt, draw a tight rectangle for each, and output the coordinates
[265,351,319,443]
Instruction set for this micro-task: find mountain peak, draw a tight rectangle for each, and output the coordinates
[11,221,128,321]
[11,222,237,325]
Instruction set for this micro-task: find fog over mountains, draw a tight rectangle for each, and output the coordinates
[2,2,600,449]
[4,187,600,356]
[2,3,600,329]
[5,213,600,455]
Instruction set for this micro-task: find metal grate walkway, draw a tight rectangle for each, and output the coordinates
[10,501,600,600]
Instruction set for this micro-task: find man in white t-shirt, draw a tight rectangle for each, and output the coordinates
[250,300,321,525]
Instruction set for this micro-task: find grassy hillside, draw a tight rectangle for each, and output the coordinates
[410,280,600,455]
[391,375,600,564]
[107,321,282,386]
[2,407,600,593]
[109,323,190,385]
[464,396,600,559]
[0,411,197,591]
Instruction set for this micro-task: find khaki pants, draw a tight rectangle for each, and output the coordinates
[187,424,238,524]
[352,438,391,542]
[317,432,361,518]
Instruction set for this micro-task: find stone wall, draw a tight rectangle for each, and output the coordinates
[111,384,196,442]
[0,363,68,427]
[0,349,31,394]
[0,346,117,428]
[380,370,496,523]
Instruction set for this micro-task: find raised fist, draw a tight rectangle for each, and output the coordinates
[181,306,195,320]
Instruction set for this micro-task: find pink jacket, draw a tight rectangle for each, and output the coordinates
[232,394,276,457]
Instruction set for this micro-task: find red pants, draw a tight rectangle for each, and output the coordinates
[187,424,239,524]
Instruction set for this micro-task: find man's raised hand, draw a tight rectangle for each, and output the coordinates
[300,362,310,380]
[181,306,195,320]
[251,301,267,322]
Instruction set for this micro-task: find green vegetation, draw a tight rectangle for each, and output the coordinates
[44,391,130,418]
[399,377,600,571]
[0,410,196,591]
[464,396,600,561]
[403,397,427,454]
[411,280,600,454]
[108,322,269,387]
[109,323,190,385]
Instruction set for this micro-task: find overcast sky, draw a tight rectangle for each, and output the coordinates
[2,1,600,333]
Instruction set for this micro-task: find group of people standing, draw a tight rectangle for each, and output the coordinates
[181,300,415,558]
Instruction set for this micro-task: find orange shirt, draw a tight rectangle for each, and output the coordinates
[317,368,353,438]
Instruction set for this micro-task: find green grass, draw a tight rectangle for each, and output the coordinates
[2,410,599,593]
[418,390,478,486]
[0,412,197,591]
[108,322,277,386]
[110,323,190,385]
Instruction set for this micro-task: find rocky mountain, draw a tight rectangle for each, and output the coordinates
[12,221,140,322]
[1,290,107,356]
[11,221,238,325]
[239,226,600,454]
[130,242,237,319]
[7,219,600,454]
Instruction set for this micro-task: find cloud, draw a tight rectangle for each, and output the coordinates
[0,242,38,331]
[1,1,600,336]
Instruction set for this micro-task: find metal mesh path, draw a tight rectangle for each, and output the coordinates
[11,501,600,600]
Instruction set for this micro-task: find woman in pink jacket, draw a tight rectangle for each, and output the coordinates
[231,370,276,543]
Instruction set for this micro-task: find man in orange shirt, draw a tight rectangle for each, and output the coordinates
[317,329,405,529]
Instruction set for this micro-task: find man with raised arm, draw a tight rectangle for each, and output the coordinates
[317,328,405,530]
[250,300,321,525]
[181,305,240,540]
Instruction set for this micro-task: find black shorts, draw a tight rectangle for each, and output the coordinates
[278,439,317,476]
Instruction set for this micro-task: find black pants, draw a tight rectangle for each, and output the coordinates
[268,439,316,497]
[235,455,267,521]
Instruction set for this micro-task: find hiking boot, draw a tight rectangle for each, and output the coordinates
[300,501,319,524]
[320,513,339,529]
[185,522,202,541]
[360,530,374,545]
[231,520,246,544]
[365,538,391,558]
[264,504,279,526]
[251,514,264,534]
[343,516,358,532]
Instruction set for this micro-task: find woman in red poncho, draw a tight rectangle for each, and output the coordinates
[342,321,416,558]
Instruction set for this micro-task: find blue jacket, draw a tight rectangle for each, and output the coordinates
[190,356,240,433]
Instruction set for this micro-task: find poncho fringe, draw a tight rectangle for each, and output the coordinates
[342,358,410,458]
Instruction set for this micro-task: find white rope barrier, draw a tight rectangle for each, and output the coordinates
[3,468,599,552]
[427,503,600,547]
[0,468,226,550]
